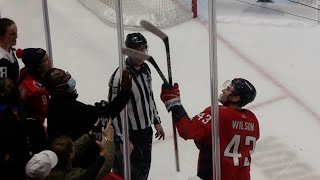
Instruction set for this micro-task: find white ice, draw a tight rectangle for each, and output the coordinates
[1,0,320,179]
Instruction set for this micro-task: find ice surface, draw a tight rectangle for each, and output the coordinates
[1,0,320,179]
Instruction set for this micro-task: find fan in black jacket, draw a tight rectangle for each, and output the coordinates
[44,68,132,142]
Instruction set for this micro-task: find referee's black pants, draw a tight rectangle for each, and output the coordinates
[113,126,153,180]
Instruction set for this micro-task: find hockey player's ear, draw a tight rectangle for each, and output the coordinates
[231,95,241,104]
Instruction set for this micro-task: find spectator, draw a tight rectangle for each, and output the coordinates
[17,48,52,124]
[0,77,48,179]
[44,68,132,142]
[0,18,19,83]
[25,150,58,180]
[48,120,115,180]
[0,77,30,179]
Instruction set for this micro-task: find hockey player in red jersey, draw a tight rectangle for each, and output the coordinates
[160,78,259,180]
[17,48,52,124]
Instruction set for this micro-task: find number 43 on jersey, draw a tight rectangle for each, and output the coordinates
[224,135,256,167]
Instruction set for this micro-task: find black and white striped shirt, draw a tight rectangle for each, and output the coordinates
[108,61,161,136]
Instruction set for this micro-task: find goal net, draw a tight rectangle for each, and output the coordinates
[79,0,197,29]
[289,0,320,9]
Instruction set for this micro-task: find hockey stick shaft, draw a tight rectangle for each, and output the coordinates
[163,37,180,172]
[121,48,169,84]
[163,37,172,86]
[147,57,169,85]
[140,20,180,172]
[166,41,179,171]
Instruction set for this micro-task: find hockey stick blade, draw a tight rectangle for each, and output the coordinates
[140,20,172,86]
[140,20,168,40]
[121,48,169,85]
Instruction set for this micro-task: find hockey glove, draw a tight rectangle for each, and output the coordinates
[160,83,182,111]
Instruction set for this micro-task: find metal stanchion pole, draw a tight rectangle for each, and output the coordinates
[115,0,131,180]
[41,0,53,61]
[208,0,221,179]
[317,5,320,24]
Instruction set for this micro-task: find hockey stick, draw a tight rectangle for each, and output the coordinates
[140,20,172,86]
[140,20,180,172]
[121,48,169,85]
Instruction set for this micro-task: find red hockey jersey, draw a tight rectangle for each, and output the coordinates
[176,106,260,180]
[19,72,49,124]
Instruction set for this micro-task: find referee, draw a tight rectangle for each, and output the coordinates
[108,32,165,180]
